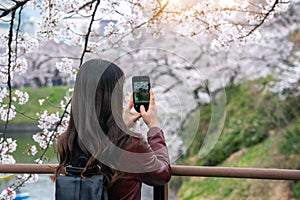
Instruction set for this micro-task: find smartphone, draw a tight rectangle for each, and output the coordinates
[132,76,150,113]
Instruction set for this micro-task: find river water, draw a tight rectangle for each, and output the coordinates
[3,175,175,199]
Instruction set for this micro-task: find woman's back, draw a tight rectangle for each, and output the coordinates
[55,59,171,200]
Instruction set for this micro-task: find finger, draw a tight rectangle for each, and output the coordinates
[140,105,146,115]
[149,89,155,106]
[127,93,134,110]
[131,113,141,122]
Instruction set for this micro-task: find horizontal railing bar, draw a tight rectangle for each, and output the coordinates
[171,165,300,180]
[0,164,299,180]
[0,164,57,174]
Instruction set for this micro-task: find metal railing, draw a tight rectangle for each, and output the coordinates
[1,164,300,199]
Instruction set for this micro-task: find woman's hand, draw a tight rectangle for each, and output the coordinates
[140,89,159,129]
[123,93,141,128]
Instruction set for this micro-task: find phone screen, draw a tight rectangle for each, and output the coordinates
[132,76,150,112]
[133,81,150,103]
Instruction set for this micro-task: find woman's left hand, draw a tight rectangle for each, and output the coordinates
[123,93,141,128]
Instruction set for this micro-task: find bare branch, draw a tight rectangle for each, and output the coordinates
[67,0,97,14]
[15,109,39,121]
[79,0,101,66]
[13,5,23,71]
[2,10,15,138]
[0,0,29,18]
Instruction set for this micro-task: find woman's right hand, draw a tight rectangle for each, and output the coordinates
[123,93,141,129]
[140,89,159,129]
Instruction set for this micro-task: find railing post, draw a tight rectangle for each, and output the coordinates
[153,184,168,200]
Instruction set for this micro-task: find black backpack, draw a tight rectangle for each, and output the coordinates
[55,165,108,200]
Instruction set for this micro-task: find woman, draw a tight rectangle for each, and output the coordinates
[55,59,171,199]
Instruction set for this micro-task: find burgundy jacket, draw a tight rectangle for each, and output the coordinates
[108,127,171,200]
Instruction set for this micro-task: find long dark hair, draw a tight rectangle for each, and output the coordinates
[55,60,129,185]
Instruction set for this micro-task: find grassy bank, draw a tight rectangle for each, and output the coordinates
[173,81,300,199]
[177,132,294,200]
[9,86,70,124]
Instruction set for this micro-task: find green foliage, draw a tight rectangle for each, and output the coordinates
[293,181,300,199]
[255,74,275,86]
[222,136,277,168]
[178,177,248,200]
[279,119,300,199]
[279,119,300,156]
[180,82,273,167]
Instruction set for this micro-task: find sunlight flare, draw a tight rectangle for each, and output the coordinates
[218,0,236,8]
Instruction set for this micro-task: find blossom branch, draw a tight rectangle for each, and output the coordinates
[98,0,170,52]
[239,0,279,39]
[36,99,71,162]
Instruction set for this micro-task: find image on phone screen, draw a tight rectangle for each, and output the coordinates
[132,76,150,112]
[134,81,149,103]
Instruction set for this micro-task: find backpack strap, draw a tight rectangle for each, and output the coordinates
[65,165,102,176]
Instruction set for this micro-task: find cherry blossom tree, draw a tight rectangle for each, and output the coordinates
[0,0,299,198]
[210,1,300,99]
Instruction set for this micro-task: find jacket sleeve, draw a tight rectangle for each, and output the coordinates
[134,127,171,186]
